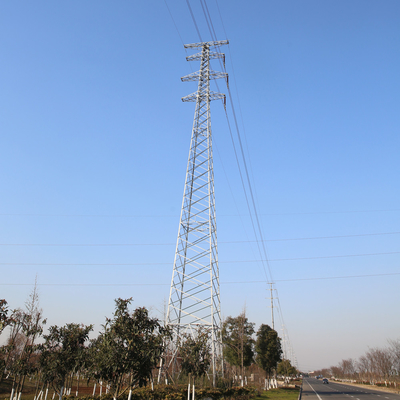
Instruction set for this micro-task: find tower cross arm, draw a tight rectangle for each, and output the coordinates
[181,91,225,102]
[184,40,229,49]
[181,70,228,82]
[186,52,225,62]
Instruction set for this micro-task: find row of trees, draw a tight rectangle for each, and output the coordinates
[174,312,298,387]
[1,294,294,400]
[0,286,46,396]
[222,313,285,379]
[1,297,170,400]
[313,341,400,383]
[178,312,295,384]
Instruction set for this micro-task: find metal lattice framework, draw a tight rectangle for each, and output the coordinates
[162,40,228,386]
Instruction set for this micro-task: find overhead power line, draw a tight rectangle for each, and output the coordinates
[1,271,399,287]
[1,231,398,246]
[164,0,185,46]
[1,250,399,266]
[0,208,399,218]
[195,0,274,285]
[186,0,203,42]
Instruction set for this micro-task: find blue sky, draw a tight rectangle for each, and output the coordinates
[1,1,399,372]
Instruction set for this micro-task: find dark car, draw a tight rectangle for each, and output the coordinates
[322,378,329,384]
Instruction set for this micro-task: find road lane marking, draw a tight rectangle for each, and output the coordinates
[306,381,323,400]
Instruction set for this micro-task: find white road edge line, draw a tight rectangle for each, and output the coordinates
[306,381,323,400]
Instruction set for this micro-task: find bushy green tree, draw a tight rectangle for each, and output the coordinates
[222,313,255,375]
[178,327,211,381]
[89,298,170,399]
[0,299,13,383]
[255,324,282,379]
[277,359,297,377]
[38,323,93,400]
[0,308,25,384]
[0,299,11,336]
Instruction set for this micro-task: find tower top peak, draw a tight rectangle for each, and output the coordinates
[184,40,229,49]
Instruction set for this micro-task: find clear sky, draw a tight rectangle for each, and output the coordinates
[1,1,399,372]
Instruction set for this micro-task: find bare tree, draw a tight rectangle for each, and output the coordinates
[357,355,372,382]
[365,348,393,382]
[330,365,344,379]
[339,358,357,380]
[9,280,46,400]
[388,339,400,379]
[373,348,393,381]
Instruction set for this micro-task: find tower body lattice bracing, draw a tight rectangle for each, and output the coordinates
[163,40,228,385]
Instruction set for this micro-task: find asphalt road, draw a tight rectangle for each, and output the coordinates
[302,378,400,400]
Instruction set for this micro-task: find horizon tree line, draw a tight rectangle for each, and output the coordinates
[1,289,294,400]
[312,342,400,384]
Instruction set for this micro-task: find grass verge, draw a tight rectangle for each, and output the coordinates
[253,387,300,400]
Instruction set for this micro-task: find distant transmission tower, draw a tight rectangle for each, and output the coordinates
[269,283,275,330]
[161,40,228,386]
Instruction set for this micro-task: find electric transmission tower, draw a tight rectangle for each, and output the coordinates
[268,283,275,330]
[161,40,228,386]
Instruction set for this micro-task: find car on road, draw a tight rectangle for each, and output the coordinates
[322,378,329,384]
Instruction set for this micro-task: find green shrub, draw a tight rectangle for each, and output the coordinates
[60,384,257,400]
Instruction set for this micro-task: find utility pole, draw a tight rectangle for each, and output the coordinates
[159,40,228,387]
[281,326,287,360]
[269,283,275,330]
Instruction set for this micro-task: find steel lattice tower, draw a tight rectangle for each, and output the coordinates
[163,40,228,385]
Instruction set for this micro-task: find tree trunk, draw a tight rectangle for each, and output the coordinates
[18,374,26,400]
[113,383,119,400]
[241,320,244,378]
[0,350,13,384]
[76,373,80,397]
[34,372,41,400]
